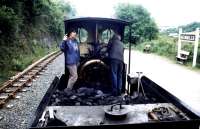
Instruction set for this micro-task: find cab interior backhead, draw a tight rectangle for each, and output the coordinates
[64,17,129,58]
[63,17,129,90]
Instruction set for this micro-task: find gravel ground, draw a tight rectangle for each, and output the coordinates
[0,54,64,129]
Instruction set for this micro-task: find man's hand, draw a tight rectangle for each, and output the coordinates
[63,35,68,41]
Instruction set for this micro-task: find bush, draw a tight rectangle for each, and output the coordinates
[134,35,200,68]
[135,35,176,58]
[0,1,75,85]
[0,6,22,42]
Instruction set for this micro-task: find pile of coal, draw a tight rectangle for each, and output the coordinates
[49,87,158,106]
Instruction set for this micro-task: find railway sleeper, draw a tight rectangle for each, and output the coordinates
[0,94,8,99]
[31,69,40,73]
[5,88,16,93]
[0,101,6,107]
[27,72,38,76]
[12,82,23,87]
[19,78,29,82]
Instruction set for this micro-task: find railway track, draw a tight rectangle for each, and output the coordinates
[0,50,62,108]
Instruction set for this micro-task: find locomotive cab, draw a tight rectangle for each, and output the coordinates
[60,17,130,92]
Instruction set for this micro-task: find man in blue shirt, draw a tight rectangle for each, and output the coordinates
[60,31,80,91]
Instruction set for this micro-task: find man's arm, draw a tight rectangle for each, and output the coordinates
[60,40,65,52]
[60,35,68,52]
[107,39,112,52]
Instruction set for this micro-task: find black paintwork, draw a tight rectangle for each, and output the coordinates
[30,76,200,129]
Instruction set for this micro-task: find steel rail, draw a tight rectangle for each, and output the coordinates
[0,50,62,108]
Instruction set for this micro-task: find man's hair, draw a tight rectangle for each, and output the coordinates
[67,30,76,37]
[112,33,121,41]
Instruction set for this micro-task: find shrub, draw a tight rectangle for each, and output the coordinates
[135,35,200,68]
[0,6,22,42]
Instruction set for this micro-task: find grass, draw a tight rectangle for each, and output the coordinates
[132,34,200,70]
[0,42,59,86]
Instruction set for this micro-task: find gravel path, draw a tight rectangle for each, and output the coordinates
[0,54,64,129]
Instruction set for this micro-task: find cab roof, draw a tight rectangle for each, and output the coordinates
[64,17,130,25]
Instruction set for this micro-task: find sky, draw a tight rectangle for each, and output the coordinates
[65,0,200,28]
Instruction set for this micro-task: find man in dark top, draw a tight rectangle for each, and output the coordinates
[107,34,124,96]
[60,31,80,91]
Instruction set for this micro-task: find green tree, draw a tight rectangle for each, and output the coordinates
[0,0,76,42]
[162,28,178,35]
[114,3,158,42]
[163,22,200,35]
[0,0,75,82]
[181,22,200,32]
[0,6,22,43]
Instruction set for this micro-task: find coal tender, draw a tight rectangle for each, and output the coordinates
[30,17,200,129]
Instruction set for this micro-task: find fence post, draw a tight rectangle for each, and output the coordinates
[177,28,182,56]
[192,28,199,67]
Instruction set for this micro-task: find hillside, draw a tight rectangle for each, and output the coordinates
[0,0,75,84]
